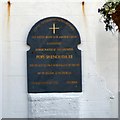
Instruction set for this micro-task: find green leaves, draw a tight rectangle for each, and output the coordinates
[98,1,120,31]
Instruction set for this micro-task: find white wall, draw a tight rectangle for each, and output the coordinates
[118,34,119,119]
[0,1,3,119]
[0,0,118,118]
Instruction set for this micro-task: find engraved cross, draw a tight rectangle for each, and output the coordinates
[49,23,59,34]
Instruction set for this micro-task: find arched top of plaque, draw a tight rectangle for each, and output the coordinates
[27,17,81,48]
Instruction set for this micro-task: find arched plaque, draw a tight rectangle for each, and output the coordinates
[27,17,82,93]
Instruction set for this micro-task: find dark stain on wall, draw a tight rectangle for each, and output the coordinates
[82,1,85,16]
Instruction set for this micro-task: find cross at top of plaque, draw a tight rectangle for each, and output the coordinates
[49,23,59,34]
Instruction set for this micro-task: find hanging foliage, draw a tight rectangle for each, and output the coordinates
[98,1,120,32]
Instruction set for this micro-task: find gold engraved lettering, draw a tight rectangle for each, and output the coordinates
[66,81,78,84]
[35,48,73,51]
[32,81,58,85]
[36,55,45,59]
[47,42,62,45]
[32,35,78,39]
[30,64,80,67]
[37,71,72,75]
[36,55,73,59]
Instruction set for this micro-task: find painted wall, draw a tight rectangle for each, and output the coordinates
[0,0,118,118]
[0,2,3,119]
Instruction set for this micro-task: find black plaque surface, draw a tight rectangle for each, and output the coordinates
[27,17,82,93]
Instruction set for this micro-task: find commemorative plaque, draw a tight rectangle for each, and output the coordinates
[27,17,82,93]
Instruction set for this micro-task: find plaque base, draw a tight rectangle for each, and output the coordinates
[28,93,81,118]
